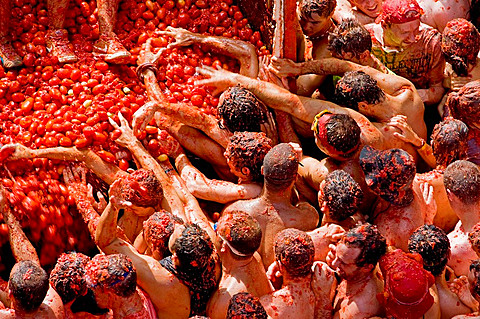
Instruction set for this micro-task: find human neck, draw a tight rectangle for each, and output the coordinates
[458,205,480,232]
[283,273,312,286]
[221,250,254,272]
[262,182,294,202]
[434,269,447,287]
[382,30,402,50]
[345,269,372,285]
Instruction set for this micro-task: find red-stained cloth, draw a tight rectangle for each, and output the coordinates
[378,249,435,319]
[376,0,423,25]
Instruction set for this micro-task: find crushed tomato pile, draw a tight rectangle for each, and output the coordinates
[0,0,268,268]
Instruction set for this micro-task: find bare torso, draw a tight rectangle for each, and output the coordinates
[448,223,479,276]
[260,279,316,319]
[0,287,65,319]
[207,254,272,319]
[223,196,318,268]
[373,189,429,251]
[333,272,384,319]
[418,0,471,32]
[333,0,377,25]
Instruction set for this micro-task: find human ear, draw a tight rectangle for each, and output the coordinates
[360,50,370,60]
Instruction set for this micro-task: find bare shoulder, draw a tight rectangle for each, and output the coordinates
[142,257,191,318]
[294,202,320,230]
[39,287,64,318]
[222,198,258,215]
[0,309,15,318]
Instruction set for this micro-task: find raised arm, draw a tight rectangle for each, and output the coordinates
[1,185,39,264]
[175,153,262,203]
[196,65,339,123]
[95,180,125,251]
[196,66,385,147]
[133,39,231,148]
[2,144,126,185]
[417,83,445,105]
[95,180,191,318]
[63,164,129,243]
[148,100,230,148]
[154,113,229,169]
[109,114,186,220]
[387,115,436,168]
[159,26,258,78]
[270,57,414,95]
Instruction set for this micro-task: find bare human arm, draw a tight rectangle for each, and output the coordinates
[387,115,436,168]
[175,154,261,203]
[1,185,39,264]
[133,39,230,148]
[95,180,191,318]
[154,112,230,170]
[110,114,219,249]
[159,26,258,78]
[1,144,126,185]
[311,261,337,319]
[196,65,385,148]
[417,32,446,105]
[308,224,345,262]
[417,82,445,105]
[269,56,414,95]
[146,115,262,203]
[63,164,129,243]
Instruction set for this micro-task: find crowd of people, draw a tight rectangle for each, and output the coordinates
[2,0,480,317]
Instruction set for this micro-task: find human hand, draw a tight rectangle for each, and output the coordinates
[63,164,89,196]
[324,224,346,243]
[138,38,166,65]
[195,65,236,96]
[258,55,289,88]
[266,261,283,282]
[64,164,106,212]
[257,55,271,82]
[158,26,197,48]
[326,243,337,268]
[0,143,32,162]
[387,115,423,147]
[311,261,337,302]
[132,101,158,136]
[449,276,479,311]
[288,142,303,162]
[268,56,302,77]
[108,179,133,210]
[419,181,436,224]
[260,109,279,145]
[109,112,138,148]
